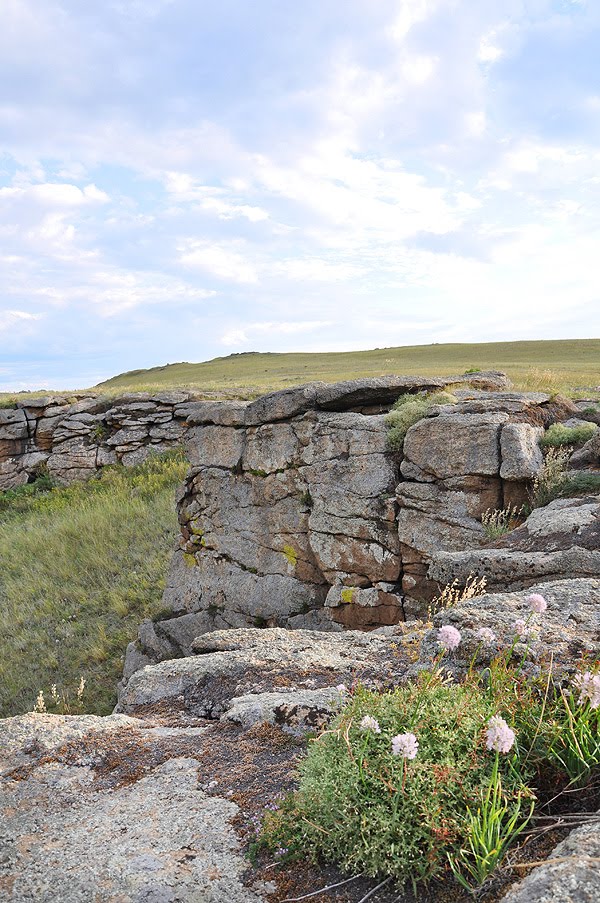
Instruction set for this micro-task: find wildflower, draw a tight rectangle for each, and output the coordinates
[336,684,348,694]
[391,732,419,759]
[527,593,547,614]
[574,671,600,709]
[360,715,381,734]
[485,715,516,754]
[476,627,496,647]
[437,624,461,651]
[514,619,538,642]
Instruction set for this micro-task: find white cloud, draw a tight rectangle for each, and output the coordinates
[220,319,333,346]
[179,241,259,284]
[0,308,42,333]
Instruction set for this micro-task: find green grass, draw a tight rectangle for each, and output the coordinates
[0,450,188,718]
[88,338,600,398]
[539,422,598,448]
[2,339,599,407]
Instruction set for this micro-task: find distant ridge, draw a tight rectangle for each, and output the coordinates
[92,338,600,398]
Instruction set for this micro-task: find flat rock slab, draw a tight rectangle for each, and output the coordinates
[0,714,265,903]
[118,627,410,717]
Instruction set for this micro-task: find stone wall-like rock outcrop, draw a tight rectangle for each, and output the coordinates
[125,373,590,680]
[0,390,199,488]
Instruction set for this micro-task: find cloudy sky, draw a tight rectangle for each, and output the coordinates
[1,0,599,389]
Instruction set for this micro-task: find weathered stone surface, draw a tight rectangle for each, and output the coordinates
[416,578,600,677]
[0,714,262,903]
[500,814,600,902]
[177,400,249,426]
[429,496,600,591]
[0,459,28,490]
[570,429,600,469]
[47,438,98,484]
[402,412,508,480]
[223,687,346,733]
[118,627,408,714]
[500,422,544,480]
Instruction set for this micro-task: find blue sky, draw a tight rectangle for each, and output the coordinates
[1,0,599,389]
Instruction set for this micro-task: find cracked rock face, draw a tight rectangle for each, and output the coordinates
[121,379,590,682]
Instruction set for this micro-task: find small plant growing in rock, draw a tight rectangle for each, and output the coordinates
[531,446,571,508]
[32,677,87,715]
[539,422,597,448]
[481,504,524,540]
[430,574,487,619]
[385,391,457,451]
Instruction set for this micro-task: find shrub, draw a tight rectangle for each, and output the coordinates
[539,422,597,448]
[259,677,529,888]
[531,447,600,508]
[386,391,457,451]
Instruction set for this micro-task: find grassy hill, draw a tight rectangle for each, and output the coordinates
[0,452,187,717]
[94,339,600,398]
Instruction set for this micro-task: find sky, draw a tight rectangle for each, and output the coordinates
[1,0,599,390]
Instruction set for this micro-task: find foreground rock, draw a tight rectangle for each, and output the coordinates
[416,577,600,677]
[3,609,599,903]
[0,713,265,903]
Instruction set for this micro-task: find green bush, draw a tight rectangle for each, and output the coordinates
[386,391,457,451]
[539,422,597,448]
[259,677,528,887]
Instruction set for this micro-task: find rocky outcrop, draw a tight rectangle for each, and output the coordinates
[124,377,587,680]
[0,391,199,488]
[429,495,600,592]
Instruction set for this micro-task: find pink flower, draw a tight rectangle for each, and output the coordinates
[574,671,600,709]
[391,732,419,759]
[527,593,547,614]
[437,625,461,651]
[513,618,528,640]
[360,715,381,733]
[486,715,516,754]
[476,627,496,647]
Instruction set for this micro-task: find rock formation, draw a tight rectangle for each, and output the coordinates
[124,373,597,679]
[0,391,198,489]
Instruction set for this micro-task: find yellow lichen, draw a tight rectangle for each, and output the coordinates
[282,544,298,568]
[340,588,355,604]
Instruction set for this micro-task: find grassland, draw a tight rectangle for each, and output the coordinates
[92,338,600,399]
[0,451,188,718]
